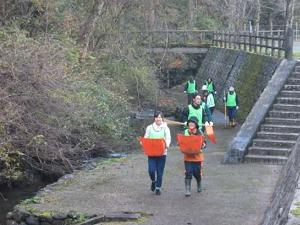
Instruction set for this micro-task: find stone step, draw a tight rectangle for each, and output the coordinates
[276,97,300,104]
[269,110,300,118]
[279,90,300,98]
[265,117,300,126]
[256,131,299,140]
[290,72,300,78]
[244,154,288,164]
[252,139,296,148]
[261,124,300,133]
[287,78,300,85]
[295,66,300,73]
[272,104,300,112]
[283,85,300,91]
[247,146,291,156]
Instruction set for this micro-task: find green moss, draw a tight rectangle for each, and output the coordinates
[235,53,268,121]
[20,196,42,205]
[292,207,300,217]
[294,52,300,59]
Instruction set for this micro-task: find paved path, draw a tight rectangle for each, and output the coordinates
[25,111,281,225]
[294,42,300,52]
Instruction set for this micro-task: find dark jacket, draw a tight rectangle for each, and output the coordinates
[183,103,212,124]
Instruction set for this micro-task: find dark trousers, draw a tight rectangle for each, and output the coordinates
[184,161,201,180]
[187,93,194,105]
[209,107,215,115]
[227,106,237,122]
[148,155,166,188]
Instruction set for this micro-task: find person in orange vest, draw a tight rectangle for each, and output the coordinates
[144,111,171,195]
[183,116,205,197]
[184,76,198,105]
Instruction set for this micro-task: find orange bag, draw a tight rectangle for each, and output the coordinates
[205,125,216,144]
[139,137,166,157]
[177,134,204,154]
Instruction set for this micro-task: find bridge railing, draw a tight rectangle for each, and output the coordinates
[257,30,300,41]
[213,31,286,58]
[127,30,214,47]
[128,29,293,58]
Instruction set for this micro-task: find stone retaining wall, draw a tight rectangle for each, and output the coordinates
[196,47,281,121]
[261,134,300,225]
[224,60,297,163]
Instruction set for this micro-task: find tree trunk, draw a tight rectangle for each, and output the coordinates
[188,0,195,30]
[255,0,261,35]
[149,0,156,30]
[284,0,294,33]
[80,0,107,60]
[0,0,6,25]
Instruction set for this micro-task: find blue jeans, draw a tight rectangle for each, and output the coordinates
[227,106,237,121]
[148,155,166,188]
[184,161,201,180]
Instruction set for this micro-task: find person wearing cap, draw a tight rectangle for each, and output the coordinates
[204,78,216,95]
[184,76,198,105]
[224,86,239,127]
[202,85,216,115]
[183,116,205,196]
[183,93,213,131]
[144,111,171,195]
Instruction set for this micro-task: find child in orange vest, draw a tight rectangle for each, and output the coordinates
[183,116,204,197]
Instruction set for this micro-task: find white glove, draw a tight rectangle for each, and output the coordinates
[236,106,239,110]
[204,122,209,127]
[184,121,187,126]
[209,121,213,126]
[214,91,217,95]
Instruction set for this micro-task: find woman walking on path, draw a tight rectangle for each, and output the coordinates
[144,111,171,195]
[182,117,205,197]
[224,86,239,127]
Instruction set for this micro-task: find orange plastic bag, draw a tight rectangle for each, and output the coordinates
[177,134,204,154]
[139,137,166,157]
[205,125,216,144]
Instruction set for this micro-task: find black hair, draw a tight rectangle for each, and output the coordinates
[192,93,201,99]
[154,111,163,118]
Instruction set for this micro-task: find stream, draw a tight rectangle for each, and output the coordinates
[0,181,49,225]
[0,109,156,225]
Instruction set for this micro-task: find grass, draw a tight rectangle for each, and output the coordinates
[293,52,300,59]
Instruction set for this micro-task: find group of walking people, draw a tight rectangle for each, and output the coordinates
[141,76,240,197]
[184,76,239,127]
[144,111,206,197]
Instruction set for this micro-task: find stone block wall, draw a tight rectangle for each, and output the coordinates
[196,47,281,121]
[261,136,300,225]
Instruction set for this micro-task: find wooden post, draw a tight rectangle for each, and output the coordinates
[265,34,268,55]
[224,31,227,48]
[254,35,257,53]
[249,33,252,52]
[278,38,281,58]
[167,69,170,89]
[271,36,275,57]
[296,22,298,41]
[238,32,241,50]
[244,34,247,51]
[259,35,263,54]
[284,26,293,59]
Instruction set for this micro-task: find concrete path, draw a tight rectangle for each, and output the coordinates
[294,42,300,52]
[25,111,281,225]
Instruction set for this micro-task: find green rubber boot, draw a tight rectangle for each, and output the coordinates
[185,179,191,197]
[197,178,202,192]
